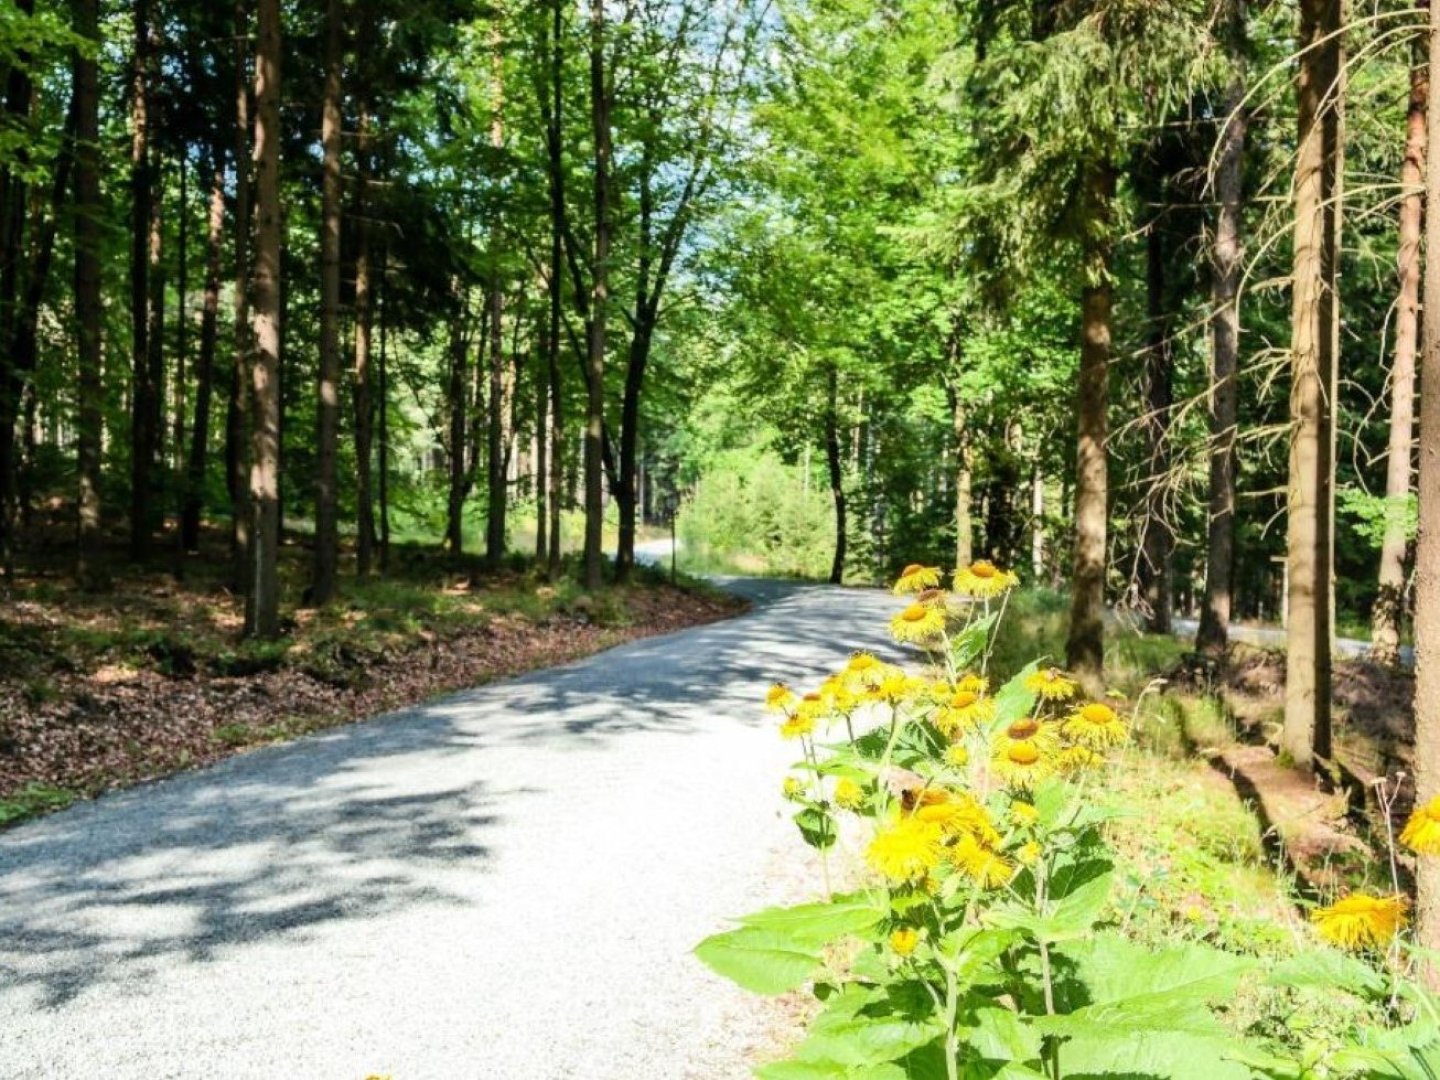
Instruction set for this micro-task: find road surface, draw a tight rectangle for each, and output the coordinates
[0,580,903,1080]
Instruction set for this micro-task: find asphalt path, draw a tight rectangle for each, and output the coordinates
[0,579,905,1079]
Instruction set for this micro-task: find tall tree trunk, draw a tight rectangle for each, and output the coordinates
[312,0,343,605]
[1373,44,1426,664]
[1411,0,1440,968]
[228,0,252,592]
[1283,0,1341,768]
[130,0,156,560]
[583,0,610,591]
[1140,218,1174,634]
[545,0,564,579]
[1198,58,1246,658]
[173,151,188,476]
[246,0,282,639]
[535,310,549,565]
[378,266,391,573]
[446,297,469,557]
[353,104,376,578]
[946,381,973,569]
[615,321,652,584]
[73,0,104,588]
[1031,466,1045,580]
[1066,164,1115,676]
[485,280,506,568]
[147,156,165,475]
[181,160,225,553]
[825,364,846,585]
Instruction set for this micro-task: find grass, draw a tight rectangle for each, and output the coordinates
[0,783,79,825]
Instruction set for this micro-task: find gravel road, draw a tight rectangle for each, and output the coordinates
[0,580,903,1080]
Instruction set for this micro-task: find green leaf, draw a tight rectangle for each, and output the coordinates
[1038,933,1254,1038]
[695,927,821,995]
[1267,949,1386,997]
[795,807,838,850]
[983,870,1112,944]
[957,1004,1042,1063]
[738,894,886,947]
[950,612,997,668]
[1050,1030,1254,1080]
[991,661,1039,730]
[795,983,945,1068]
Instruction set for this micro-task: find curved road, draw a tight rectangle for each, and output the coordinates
[0,581,902,1079]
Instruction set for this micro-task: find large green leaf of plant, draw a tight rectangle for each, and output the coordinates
[950,612,998,669]
[694,927,822,995]
[738,894,886,946]
[794,982,945,1068]
[983,870,1113,944]
[1266,949,1386,998]
[1050,1030,1254,1080]
[991,661,1039,731]
[1038,933,1254,1037]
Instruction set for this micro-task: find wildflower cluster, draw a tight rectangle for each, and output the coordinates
[699,562,1440,1079]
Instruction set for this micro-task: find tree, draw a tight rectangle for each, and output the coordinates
[312,0,344,605]
[73,0,104,587]
[130,0,158,559]
[1372,33,1426,665]
[246,0,282,638]
[582,0,611,591]
[1282,0,1343,769]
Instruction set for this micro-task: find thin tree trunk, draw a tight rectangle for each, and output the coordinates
[130,0,156,560]
[446,296,469,556]
[1198,61,1246,658]
[1140,218,1174,634]
[173,151,188,477]
[246,0,282,639]
[1411,0,1440,968]
[74,0,104,588]
[1066,164,1114,677]
[1373,45,1426,664]
[583,0,610,591]
[947,382,973,569]
[147,159,166,475]
[535,309,549,565]
[312,0,343,605]
[485,280,506,568]
[181,160,225,553]
[228,0,252,591]
[546,0,564,579]
[1031,466,1045,580]
[378,266,391,573]
[825,363,846,585]
[1283,0,1341,768]
[353,104,376,578]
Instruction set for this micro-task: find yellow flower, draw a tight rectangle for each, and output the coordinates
[992,717,1060,758]
[866,818,945,883]
[1311,893,1408,950]
[956,673,989,695]
[1018,841,1042,865]
[1010,801,1039,826]
[766,683,797,712]
[1063,702,1128,749]
[933,689,996,737]
[819,675,858,714]
[782,777,805,801]
[912,790,1000,846]
[944,744,970,768]
[835,778,865,811]
[780,713,815,740]
[1025,668,1078,702]
[1056,745,1105,773]
[1401,796,1440,855]
[991,737,1055,791]
[952,834,1015,889]
[890,602,946,644]
[894,563,942,594]
[889,927,920,957]
[953,560,1019,599]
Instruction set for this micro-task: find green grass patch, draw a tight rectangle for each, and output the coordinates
[0,783,79,825]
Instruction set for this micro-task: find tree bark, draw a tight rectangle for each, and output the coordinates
[1140,217,1174,634]
[535,309,550,565]
[228,0,253,592]
[246,0,282,639]
[353,103,376,578]
[1283,0,1341,768]
[583,0,611,591]
[181,160,226,553]
[1198,58,1246,658]
[130,0,156,560]
[312,0,343,605]
[825,363,846,585]
[1411,0,1440,969]
[1373,43,1426,664]
[74,0,104,588]
[446,296,469,557]
[946,379,973,570]
[1066,163,1115,677]
[377,266,391,573]
[546,0,565,579]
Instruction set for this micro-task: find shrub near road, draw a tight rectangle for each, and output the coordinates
[699,562,1440,1080]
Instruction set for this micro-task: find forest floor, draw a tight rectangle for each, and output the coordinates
[0,520,744,826]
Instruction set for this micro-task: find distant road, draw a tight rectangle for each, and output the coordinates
[1171,616,1413,668]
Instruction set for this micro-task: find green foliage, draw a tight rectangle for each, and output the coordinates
[0,782,77,825]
